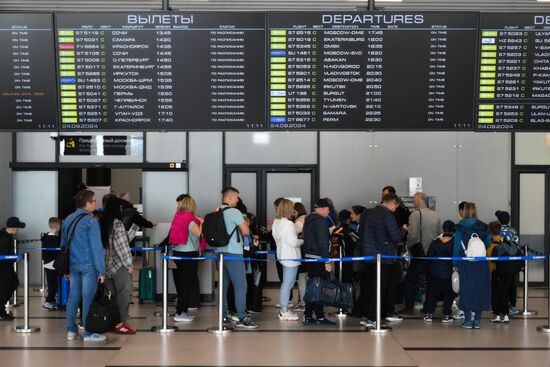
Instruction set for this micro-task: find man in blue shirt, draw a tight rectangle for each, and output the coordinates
[216,187,257,329]
[63,190,107,342]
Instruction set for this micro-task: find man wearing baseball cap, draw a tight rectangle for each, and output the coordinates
[495,210,520,316]
[302,198,335,325]
[0,217,26,320]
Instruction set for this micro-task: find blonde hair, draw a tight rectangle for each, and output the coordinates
[177,195,197,214]
[463,202,477,219]
[276,198,295,220]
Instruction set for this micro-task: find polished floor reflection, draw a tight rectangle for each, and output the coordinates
[2,281,550,367]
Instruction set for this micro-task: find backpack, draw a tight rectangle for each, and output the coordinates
[461,233,487,258]
[494,241,524,274]
[202,206,240,248]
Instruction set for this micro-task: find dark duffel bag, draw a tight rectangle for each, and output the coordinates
[304,273,353,309]
[86,283,120,334]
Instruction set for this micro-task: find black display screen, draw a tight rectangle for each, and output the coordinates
[476,13,550,131]
[0,13,57,131]
[55,12,265,131]
[267,12,478,130]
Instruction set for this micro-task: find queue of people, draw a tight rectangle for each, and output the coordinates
[0,184,526,339]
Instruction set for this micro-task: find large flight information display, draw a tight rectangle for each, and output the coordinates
[267,12,478,130]
[0,13,57,130]
[55,12,265,131]
[476,13,550,131]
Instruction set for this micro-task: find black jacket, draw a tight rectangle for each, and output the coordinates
[426,235,454,278]
[120,200,154,231]
[41,234,61,263]
[0,229,14,256]
[303,213,330,260]
[0,229,19,294]
[360,205,404,263]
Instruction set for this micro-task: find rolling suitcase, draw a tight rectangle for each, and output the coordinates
[139,267,156,304]
[57,276,70,309]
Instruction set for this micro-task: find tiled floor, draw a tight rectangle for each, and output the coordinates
[2,285,550,367]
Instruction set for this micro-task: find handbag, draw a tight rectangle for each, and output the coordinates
[86,282,121,333]
[409,210,425,258]
[304,272,353,309]
[53,213,87,275]
[452,270,460,293]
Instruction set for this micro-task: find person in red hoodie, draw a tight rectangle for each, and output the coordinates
[169,194,203,323]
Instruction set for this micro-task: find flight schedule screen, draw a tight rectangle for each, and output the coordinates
[477,13,550,131]
[0,13,57,130]
[55,12,265,131]
[267,12,478,130]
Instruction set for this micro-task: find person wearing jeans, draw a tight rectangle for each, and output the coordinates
[64,189,106,342]
[215,187,257,329]
[273,199,303,321]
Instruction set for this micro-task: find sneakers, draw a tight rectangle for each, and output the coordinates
[509,306,519,316]
[114,323,136,334]
[83,333,107,342]
[423,314,433,322]
[491,314,510,323]
[42,302,58,311]
[473,320,481,329]
[491,314,502,323]
[385,312,403,322]
[0,313,14,321]
[236,317,258,329]
[453,310,465,320]
[316,317,336,326]
[303,316,316,326]
[174,312,194,322]
[360,319,376,328]
[275,302,294,308]
[278,311,299,321]
[228,312,239,322]
[441,315,453,323]
[461,320,473,329]
[67,331,80,340]
[293,303,306,312]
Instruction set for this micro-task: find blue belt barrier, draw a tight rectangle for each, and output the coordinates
[131,246,163,252]
[163,254,545,263]
[204,249,276,255]
[164,255,217,261]
[0,255,23,261]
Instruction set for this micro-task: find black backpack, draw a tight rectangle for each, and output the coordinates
[86,283,120,334]
[202,206,240,248]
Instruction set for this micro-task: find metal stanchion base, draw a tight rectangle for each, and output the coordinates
[330,311,348,319]
[33,288,47,293]
[366,325,392,334]
[520,309,538,316]
[537,325,550,333]
[151,325,178,333]
[6,303,21,308]
[13,326,40,333]
[153,311,176,317]
[207,326,233,334]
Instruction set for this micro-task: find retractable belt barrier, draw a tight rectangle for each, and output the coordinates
[0,255,23,261]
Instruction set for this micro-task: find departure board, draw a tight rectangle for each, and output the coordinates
[476,13,550,131]
[55,12,265,131]
[0,13,57,131]
[267,12,478,130]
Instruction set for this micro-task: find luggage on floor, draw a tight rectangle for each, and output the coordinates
[57,275,70,308]
[139,267,156,304]
[86,283,120,334]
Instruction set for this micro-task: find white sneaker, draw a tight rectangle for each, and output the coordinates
[83,333,107,342]
[278,311,299,321]
[174,313,194,322]
[501,315,510,323]
[453,310,465,320]
[275,302,294,308]
[42,302,56,310]
[67,331,79,341]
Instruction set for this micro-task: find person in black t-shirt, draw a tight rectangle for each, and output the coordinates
[0,217,25,320]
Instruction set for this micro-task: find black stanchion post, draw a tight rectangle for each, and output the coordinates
[151,248,177,333]
[208,253,232,334]
[537,254,550,333]
[368,254,391,333]
[13,253,40,333]
[332,246,347,319]
[521,244,537,316]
